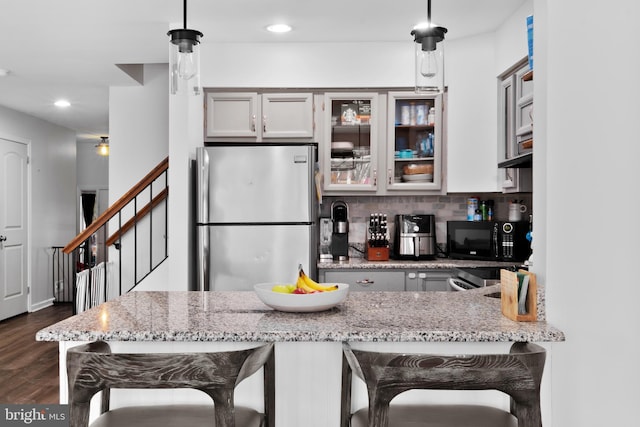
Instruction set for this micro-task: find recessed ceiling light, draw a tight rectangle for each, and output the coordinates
[54,99,71,108]
[266,24,292,33]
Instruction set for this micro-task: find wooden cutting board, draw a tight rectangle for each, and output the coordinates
[500,269,537,322]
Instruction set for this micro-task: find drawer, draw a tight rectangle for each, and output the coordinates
[324,270,405,292]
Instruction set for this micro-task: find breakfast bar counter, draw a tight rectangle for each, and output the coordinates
[37,289,564,343]
[37,290,564,427]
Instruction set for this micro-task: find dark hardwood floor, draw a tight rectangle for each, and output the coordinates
[0,303,73,404]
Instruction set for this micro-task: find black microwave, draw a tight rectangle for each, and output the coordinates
[446,221,531,262]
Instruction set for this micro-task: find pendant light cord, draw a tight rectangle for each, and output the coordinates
[183,0,187,29]
[427,0,432,26]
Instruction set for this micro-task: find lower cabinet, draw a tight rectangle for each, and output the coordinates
[319,268,453,292]
[405,270,453,292]
[320,270,405,292]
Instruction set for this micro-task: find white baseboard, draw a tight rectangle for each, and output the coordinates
[30,298,55,312]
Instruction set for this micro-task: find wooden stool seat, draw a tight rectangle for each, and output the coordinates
[341,342,546,427]
[67,341,275,427]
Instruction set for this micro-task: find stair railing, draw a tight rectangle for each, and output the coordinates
[50,246,73,303]
[60,157,169,313]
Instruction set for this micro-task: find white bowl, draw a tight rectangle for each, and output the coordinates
[254,283,349,312]
[331,141,354,151]
[402,173,433,182]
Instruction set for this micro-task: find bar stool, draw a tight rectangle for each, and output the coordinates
[67,341,275,427]
[341,342,546,427]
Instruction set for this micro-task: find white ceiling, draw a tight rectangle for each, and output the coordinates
[0,0,526,145]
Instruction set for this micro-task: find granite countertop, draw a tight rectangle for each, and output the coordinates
[36,288,564,343]
[317,258,527,270]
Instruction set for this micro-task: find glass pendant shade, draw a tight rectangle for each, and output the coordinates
[412,26,447,93]
[96,137,109,156]
[168,29,203,95]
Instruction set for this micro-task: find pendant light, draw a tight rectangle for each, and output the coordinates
[167,0,203,95]
[411,0,447,93]
[96,136,109,157]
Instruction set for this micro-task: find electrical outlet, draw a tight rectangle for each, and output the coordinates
[55,280,64,293]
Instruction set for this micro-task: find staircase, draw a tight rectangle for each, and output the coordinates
[55,157,169,313]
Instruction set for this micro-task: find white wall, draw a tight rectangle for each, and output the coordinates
[202,42,413,88]
[445,32,499,192]
[537,0,640,425]
[495,0,534,73]
[109,63,169,202]
[0,105,76,308]
[446,0,533,193]
[76,141,108,191]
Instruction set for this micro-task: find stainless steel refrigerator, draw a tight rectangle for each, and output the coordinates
[195,143,318,291]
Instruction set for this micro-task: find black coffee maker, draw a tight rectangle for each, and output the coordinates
[331,201,349,261]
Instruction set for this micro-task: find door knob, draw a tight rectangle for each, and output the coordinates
[0,235,6,242]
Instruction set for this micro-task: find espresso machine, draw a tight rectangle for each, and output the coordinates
[331,201,349,261]
[393,214,436,260]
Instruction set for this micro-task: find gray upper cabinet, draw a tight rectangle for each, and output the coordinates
[205,92,259,138]
[205,91,314,141]
[261,93,314,139]
[498,57,532,193]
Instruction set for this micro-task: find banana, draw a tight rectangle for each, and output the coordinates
[298,265,338,292]
[296,275,317,293]
[304,275,338,292]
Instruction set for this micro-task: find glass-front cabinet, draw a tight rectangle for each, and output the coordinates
[322,92,379,192]
[386,92,443,191]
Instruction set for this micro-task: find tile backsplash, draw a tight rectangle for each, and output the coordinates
[319,193,532,257]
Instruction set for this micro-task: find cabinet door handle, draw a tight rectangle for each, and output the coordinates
[0,235,6,242]
[373,169,377,186]
[251,115,256,132]
[388,168,392,185]
[263,115,267,133]
[356,279,374,285]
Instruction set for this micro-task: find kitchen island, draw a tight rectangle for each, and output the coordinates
[37,289,564,426]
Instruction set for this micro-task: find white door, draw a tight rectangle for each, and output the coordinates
[0,137,29,321]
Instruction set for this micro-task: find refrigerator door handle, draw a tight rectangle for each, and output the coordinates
[197,226,210,291]
[196,147,210,223]
[294,154,307,164]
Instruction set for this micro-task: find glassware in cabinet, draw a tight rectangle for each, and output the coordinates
[386,92,442,191]
[323,93,379,191]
